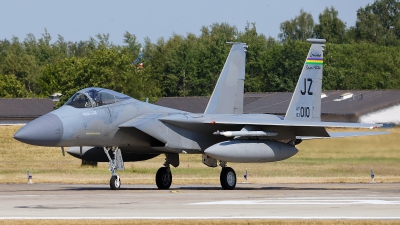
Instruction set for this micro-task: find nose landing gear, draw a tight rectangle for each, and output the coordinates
[104,147,124,190]
[110,174,121,190]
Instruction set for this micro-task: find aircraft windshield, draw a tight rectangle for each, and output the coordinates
[65,93,92,108]
[65,88,131,108]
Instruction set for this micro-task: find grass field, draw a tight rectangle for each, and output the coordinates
[1,125,399,185]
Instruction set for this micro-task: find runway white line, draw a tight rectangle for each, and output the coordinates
[0,195,39,198]
[189,199,400,205]
[1,217,400,220]
[280,196,400,199]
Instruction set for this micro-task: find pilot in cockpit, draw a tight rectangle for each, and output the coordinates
[86,89,100,107]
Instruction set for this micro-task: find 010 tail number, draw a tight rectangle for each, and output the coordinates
[296,107,310,118]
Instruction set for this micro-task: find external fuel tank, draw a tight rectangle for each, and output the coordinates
[204,140,298,163]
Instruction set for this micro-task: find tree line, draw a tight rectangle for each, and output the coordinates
[0,0,399,103]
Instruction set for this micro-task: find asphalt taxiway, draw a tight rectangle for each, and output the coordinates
[0,183,399,220]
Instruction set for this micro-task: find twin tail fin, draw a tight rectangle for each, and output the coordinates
[204,43,247,114]
[285,39,326,121]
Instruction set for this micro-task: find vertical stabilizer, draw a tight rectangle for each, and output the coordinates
[204,43,247,114]
[285,39,326,121]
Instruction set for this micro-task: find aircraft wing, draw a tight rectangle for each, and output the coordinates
[204,118,381,129]
[159,113,385,139]
[160,114,382,129]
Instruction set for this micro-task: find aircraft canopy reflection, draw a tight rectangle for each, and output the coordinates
[65,88,131,108]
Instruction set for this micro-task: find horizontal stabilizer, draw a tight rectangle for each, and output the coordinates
[297,131,389,140]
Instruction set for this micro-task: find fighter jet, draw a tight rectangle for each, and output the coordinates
[14,39,386,190]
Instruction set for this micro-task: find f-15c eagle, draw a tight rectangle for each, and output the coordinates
[14,39,386,190]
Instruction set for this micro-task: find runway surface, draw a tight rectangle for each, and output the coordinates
[0,183,399,220]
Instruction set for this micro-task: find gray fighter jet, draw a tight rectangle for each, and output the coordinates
[14,39,386,190]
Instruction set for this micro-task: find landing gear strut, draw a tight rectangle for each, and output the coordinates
[219,161,236,190]
[155,153,179,190]
[104,147,124,190]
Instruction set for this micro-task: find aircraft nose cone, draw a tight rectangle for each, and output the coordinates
[14,113,63,146]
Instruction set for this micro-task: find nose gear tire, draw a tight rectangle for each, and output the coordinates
[110,175,121,190]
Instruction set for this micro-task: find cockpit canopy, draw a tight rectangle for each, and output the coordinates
[65,88,131,108]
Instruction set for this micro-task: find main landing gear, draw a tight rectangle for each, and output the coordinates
[155,153,179,189]
[202,154,237,190]
[104,147,124,190]
[156,167,172,189]
[219,161,236,190]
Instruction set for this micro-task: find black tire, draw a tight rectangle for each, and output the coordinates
[156,167,172,189]
[110,175,121,190]
[220,167,236,190]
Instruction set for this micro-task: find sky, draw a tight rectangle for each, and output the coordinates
[1,0,375,46]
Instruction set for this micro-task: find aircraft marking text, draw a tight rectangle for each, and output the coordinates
[296,106,311,118]
[300,78,313,95]
[82,111,98,116]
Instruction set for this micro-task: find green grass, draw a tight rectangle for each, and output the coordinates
[1,126,400,184]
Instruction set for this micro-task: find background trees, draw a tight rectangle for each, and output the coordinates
[0,0,400,101]
[354,0,400,45]
[313,7,346,44]
[278,9,315,42]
